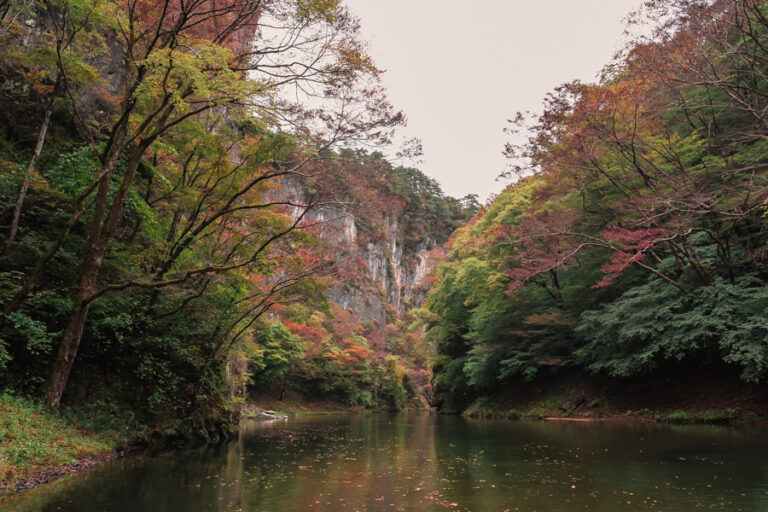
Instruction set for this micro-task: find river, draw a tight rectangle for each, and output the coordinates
[2,413,767,511]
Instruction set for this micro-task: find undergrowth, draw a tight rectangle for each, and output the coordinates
[0,393,121,488]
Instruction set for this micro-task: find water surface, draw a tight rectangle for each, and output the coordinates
[3,413,768,511]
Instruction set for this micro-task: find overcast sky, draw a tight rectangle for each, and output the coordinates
[344,0,645,202]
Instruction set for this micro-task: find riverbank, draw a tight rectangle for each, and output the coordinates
[6,368,762,496]
[243,388,437,419]
[461,368,768,424]
[5,410,767,512]
[243,397,415,418]
[0,394,127,495]
[1,392,403,496]
[243,397,363,417]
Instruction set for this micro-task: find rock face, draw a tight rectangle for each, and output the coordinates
[280,178,434,324]
[327,230,432,325]
[317,209,432,325]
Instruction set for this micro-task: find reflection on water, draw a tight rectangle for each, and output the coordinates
[2,414,768,511]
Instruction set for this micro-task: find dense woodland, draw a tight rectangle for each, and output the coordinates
[424,0,768,412]
[1,0,768,445]
[0,0,475,438]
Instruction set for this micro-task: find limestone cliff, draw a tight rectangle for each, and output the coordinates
[280,176,437,325]
[324,214,433,325]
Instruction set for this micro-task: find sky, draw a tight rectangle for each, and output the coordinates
[344,0,645,202]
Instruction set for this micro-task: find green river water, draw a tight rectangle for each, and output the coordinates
[2,413,767,511]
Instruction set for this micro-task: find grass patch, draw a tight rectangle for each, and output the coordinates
[654,408,746,424]
[0,393,121,488]
[463,397,562,419]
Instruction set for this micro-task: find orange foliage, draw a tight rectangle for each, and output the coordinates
[283,320,328,346]
[329,338,369,367]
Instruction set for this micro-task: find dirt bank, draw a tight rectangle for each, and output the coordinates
[462,367,768,423]
[1,451,124,495]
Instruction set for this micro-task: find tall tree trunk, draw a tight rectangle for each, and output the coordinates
[280,372,287,401]
[44,163,112,410]
[5,104,53,252]
[45,233,111,408]
[45,288,92,409]
[44,147,144,410]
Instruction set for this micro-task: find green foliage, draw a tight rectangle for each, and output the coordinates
[6,312,56,356]
[377,355,407,410]
[389,166,470,249]
[250,322,304,387]
[0,0,442,444]
[578,274,768,382]
[424,1,768,409]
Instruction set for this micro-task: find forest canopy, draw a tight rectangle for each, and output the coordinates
[3,0,768,435]
[424,0,768,411]
[0,0,480,436]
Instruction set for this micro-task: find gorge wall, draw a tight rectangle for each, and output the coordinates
[291,192,435,325]
[323,212,432,324]
[277,158,477,326]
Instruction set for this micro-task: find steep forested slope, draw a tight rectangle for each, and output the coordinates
[425,0,768,415]
[0,0,477,440]
[5,0,767,444]
[242,152,476,410]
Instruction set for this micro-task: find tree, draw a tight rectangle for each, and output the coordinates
[1,0,402,410]
[425,0,768,406]
[249,321,304,400]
